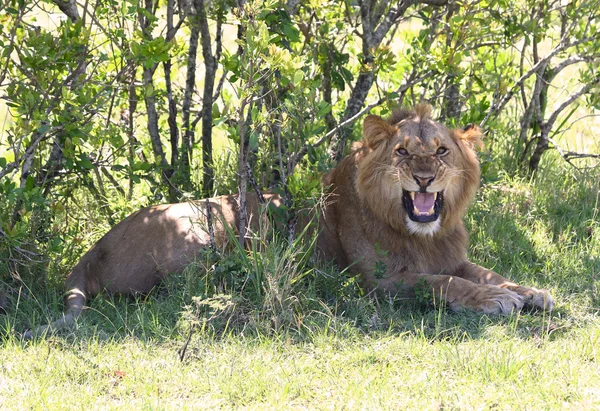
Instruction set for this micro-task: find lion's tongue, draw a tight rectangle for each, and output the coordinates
[413,192,435,214]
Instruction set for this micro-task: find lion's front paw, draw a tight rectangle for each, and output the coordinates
[529,289,554,311]
[505,286,554,311]
[454,284,524,315]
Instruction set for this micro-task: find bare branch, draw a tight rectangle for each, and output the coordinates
[181,8,201,180]
[0,161,18,180]
[546,77,600,131]
[552,55,600,76]
[549,137,600,170]
[198,0,220,196]
[419,0,449,5]
[247,163,266,204]
[19,127,52,188]
[0,229,44,262]
[480,33,600,127]
[372,1,412,46]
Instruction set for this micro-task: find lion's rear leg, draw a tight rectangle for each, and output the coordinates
[23,270,88,339]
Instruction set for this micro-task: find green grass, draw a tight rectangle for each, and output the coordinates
[1,156,599,410]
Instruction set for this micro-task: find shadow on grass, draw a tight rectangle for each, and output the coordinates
[0,269,570,352]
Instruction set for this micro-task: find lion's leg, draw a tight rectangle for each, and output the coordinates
[23,268,89,339]
[376,271,524,315]
[451,262,553,311]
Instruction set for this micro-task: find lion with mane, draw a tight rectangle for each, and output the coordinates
[317,104,552,313]
[25,104,552,337]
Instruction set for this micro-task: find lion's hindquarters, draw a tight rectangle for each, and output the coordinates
[23,202,214,338]
[25,194,281,338]
[88,203,214,295]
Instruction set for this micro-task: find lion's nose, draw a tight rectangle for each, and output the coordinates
[414,175,434,190]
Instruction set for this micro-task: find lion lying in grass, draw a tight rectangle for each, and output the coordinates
[25,104,552,338]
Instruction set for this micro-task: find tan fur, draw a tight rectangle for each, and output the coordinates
[25,194,281,337]
[26,105,553,338]
[317,104,553,314]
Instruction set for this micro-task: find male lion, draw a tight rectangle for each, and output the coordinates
[25,104,552,338]
[317,104,553,313]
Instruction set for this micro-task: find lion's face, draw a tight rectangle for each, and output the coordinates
[356,105,482,236]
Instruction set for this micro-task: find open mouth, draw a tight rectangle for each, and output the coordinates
[402,190,444,223]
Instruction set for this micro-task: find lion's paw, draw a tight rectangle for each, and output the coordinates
[460,285,525,315]
[511,286,554,312]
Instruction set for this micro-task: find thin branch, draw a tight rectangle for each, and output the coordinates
[100,167,125,196]
[372,1,412,46]
[291,70,434,169]
[480,33,600,127]
[0,229,44,261]
[0,4,25,86]
[549,137,600,170]
[0,162,18,180]
[205,198,215,250]
[546,76,600,130]
[552,54,600,77]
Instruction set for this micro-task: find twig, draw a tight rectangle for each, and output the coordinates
[289,70,434,171]
[247,163,266,205]
[0,229,45,262]
[480,33,600,128]
[205,198,215,250]
[179,325,194,362]
[549,137,600,170]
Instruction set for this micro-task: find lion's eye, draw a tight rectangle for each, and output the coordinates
[436,147,448,155]
[396,148,409,156]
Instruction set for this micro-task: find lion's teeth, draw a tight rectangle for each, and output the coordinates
[410,192,415,200]
[413,206,419,215]
[433,192,438,200]
[427,206,434,215]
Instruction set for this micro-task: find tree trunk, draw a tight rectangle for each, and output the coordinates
[197,0,221,198]
[528,130,549,174]
[181,22,200,188]
[164,60,180,170]
[143,66,176,201]
[237,101,249,247]
[328,71,375,162]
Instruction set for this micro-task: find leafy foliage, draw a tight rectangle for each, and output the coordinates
[0,0,598,291]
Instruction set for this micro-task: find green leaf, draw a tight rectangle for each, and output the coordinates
[133,161,151,171]
[331,71,345,91]
[317,102,332,117]
[224,55,239,72]
[311,125,326,135]
[340,67,353,83]
[292,70,304,86]
[249,131,259,151]
[38,123,50,134]
[0,157,6,168]
[282,23,300,43]
[78,156,94,170]
[212,103,221,119]
[25,175,35,191]
[144,83,154,98]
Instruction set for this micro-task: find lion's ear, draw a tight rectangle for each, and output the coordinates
[363,115,395,149]
[455,123,484,150]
